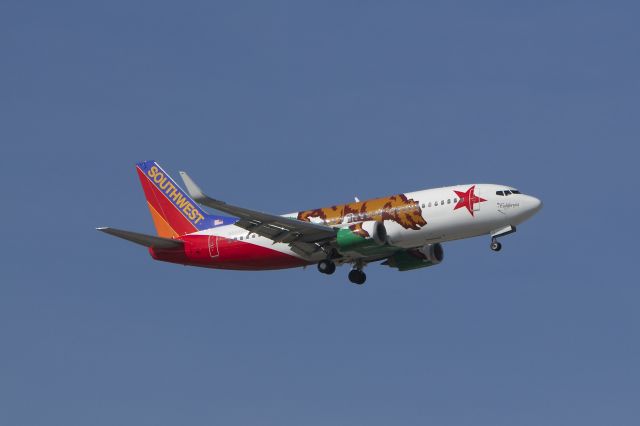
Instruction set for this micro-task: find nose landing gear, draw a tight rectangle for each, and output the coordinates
[489,225,515,252]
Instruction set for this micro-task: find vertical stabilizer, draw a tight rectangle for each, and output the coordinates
[135,161,235,237]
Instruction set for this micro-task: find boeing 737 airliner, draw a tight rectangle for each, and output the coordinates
[98,161,542,284]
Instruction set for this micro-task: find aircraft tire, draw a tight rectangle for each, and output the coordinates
[318,260,336,275]
[348,270,366,285]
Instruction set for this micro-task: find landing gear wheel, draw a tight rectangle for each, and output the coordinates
[490,240,502,252]
[348,269,366,285]
[317,260,336,275]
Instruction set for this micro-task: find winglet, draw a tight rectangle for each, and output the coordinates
[179,171,229,208]
[178,171,207,201]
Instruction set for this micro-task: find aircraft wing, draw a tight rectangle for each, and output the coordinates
[179,171,337,256]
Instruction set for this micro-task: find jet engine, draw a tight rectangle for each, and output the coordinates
[336,221,387,254]
[415,243,444,265]
[382,243,444,271]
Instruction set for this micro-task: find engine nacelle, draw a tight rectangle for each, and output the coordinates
[336,221,388,254]
[415,243,444,264]
[383,243,444,271]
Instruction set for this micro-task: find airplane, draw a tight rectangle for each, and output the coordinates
[98,161,542,284]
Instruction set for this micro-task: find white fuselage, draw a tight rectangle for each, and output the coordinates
[194,183,542,262]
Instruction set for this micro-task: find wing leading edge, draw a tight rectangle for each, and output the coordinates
[178,171,337,257]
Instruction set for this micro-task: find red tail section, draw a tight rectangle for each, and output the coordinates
[136,161,204,238]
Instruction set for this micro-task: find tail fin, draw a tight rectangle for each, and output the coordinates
[136,161,235,237]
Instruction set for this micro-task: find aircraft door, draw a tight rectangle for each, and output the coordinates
[208,235,219,258]
[474,186,482,212]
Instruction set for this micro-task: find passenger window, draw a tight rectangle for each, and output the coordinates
[447,199,451,204]
[421,203,425,208]
[441,200,444,205]
[428,202,432,207]
[434,201,438,206]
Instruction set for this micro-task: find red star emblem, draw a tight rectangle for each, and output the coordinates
[453,185,486,217]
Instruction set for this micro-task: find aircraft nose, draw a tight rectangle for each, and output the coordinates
[527,195,543,213]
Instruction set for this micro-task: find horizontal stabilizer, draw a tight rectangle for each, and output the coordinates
[97,227,184,249]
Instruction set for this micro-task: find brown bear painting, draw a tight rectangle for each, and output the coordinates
[297,194,427,237]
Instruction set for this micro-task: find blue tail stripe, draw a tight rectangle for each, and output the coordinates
[136,160,237,230]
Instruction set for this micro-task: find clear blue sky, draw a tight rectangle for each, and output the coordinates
[1,1,638,425]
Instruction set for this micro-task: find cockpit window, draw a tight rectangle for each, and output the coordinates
[497,189,522,195]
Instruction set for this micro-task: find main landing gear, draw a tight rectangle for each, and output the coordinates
[317,259,336,275]
[317,259,367,284]
[348,269,366,285]
[348,260,366,285]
